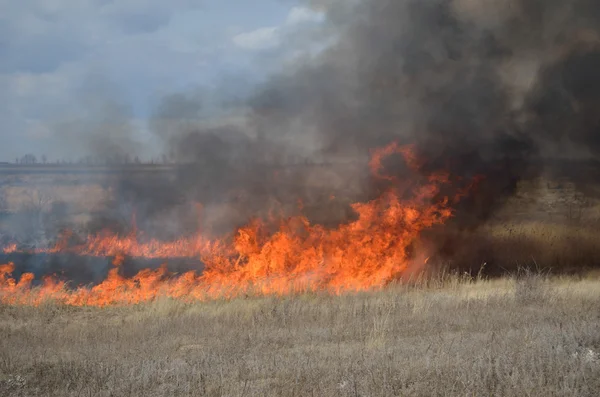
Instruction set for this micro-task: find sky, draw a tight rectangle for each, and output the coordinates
[0,0,325,162]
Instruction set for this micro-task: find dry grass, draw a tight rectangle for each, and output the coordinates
[0,274,599,396]
[1,184,108,214]
[1,175,600,395]
[442,221,600,274]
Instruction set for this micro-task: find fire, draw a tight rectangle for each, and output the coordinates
[47,231,212,258]
[0,258,205,306]
[0,143,465,306]
[2,244,17,254]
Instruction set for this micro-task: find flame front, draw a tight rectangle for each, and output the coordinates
[0,143,461,306]
[2,243,17,254]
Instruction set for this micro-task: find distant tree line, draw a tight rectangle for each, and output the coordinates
[13,154,172,166]
[11,153,341,167]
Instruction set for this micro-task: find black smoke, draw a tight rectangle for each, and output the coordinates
[88,0,600,251]
[252,0,600,224]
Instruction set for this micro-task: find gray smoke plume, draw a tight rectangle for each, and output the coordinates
[7,0,600,280]
[244,0,600,224]
[93,0,600,240]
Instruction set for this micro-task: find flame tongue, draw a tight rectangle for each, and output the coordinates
[0,143,460,306]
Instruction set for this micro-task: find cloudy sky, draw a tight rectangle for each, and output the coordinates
[0,0,325,161]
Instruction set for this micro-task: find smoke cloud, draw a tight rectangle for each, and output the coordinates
[138,0,599,228]
[37,0,600,253]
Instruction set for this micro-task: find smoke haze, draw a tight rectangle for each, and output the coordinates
[126,0,599,232]
[10,0,600,256]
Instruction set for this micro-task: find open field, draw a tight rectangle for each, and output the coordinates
[1,166,600,396]
[3,166,600,273]
[0,274,599,396]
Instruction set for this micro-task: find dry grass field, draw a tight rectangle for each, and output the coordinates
[1,273,599,396]
[1,172,600,396]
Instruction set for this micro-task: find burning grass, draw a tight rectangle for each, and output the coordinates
[0,143,473,305]
[1,143,599,395]
[0,273,598,396]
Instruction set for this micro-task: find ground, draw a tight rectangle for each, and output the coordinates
[2,170,600,396]
[1,274,599,396]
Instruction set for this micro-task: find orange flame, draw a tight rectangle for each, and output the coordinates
[51,231,212,258]
[2,244,17,254]
[0,143,466,306]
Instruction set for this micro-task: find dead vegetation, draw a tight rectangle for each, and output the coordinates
[1,174,600,396]
[0,273,599,396]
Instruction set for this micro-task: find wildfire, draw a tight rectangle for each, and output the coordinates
[45,230,212,258]
[2,243,17,254]
[0,143,466,306]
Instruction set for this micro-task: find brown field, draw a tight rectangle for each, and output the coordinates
[1,274,599,396]
[1,170,600,396]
